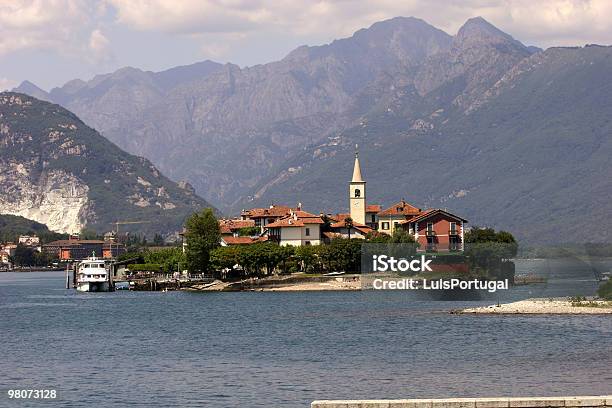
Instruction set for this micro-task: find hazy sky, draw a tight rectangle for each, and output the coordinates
[2,0,612,91]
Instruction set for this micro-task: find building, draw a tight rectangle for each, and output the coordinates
[0,248,10,265]
[219,219,257,237]
[18,235,40,247]
[401,209,467,252]
[365,205,381,230]
[377,199,421,235]
[43,236,125,260]
[240,205,293,233]
[349,147,367,225]
[326,213,373,241]
[264,209,324,246]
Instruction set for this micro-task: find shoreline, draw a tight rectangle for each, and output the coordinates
[454,298,612,315]
[183,274,362,292]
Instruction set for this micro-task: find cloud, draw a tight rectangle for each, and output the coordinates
[89,28,113,63]
[0,0,115,62]
[105,0,612,48]
[0,77,17,91]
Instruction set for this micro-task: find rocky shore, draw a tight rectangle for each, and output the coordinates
[183,274,361,292]
[455,298,612,315]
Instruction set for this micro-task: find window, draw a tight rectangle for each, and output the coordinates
[305,241,311,246]
[382,222,389,230]
[305,227,310,236]
[450,222,457,234]
[427,222,433,232]
[354,189,361,198]
[371,214,376,223]
[393,222,399,229]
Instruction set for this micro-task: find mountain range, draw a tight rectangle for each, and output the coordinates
[0,93,215,236]
[13,16,612,242]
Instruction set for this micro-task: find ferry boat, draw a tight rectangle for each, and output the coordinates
[76,255,110,292]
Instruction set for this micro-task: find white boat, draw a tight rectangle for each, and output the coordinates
[76,255,110,292]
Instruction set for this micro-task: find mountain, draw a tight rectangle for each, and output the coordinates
[0,214,65,243]
[0,92,216,235]
[14,16,610,242]
[15,17,456,207]
[242,44,612,243]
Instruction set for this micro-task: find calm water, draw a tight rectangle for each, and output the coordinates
[1,262,611,408]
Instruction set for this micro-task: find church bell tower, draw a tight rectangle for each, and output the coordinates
[349,145,366,225]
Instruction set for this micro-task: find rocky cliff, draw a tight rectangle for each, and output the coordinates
[0,93,215,235]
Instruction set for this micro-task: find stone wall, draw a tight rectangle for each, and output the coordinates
[311,396,612,408]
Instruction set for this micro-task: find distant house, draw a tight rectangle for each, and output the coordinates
[219,219,257,237]
[18,235,40,247]
[400,209,467,252]
[326,213,373,241]
[240,205,293,233]
[264,210,324,246]
[377,199,421,235]
[43,236,125,260]
[365,205,381,230]
[0,248,10,265]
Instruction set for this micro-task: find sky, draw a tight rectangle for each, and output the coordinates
[2,0,612,91]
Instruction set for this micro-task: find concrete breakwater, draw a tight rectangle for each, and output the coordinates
[311,396,612,408]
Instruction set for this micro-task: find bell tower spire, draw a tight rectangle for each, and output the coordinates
[349,144,366,225]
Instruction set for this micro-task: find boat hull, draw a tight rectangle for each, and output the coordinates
[76,281,110,292]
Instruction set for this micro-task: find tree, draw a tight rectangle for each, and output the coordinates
[184,208,221,273]
[144,247,185,273]
[13,244,36,266]
[344,216,354,240]
[464,227,518,280]
[389,229,416,244]
[153,233,165,246]
[237,226,260,237]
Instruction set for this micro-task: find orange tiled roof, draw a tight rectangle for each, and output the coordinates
[265,210,324,228]
[330,213,350,223]
[219,219,256,234]
[329,221,373,234]
[43,239,105,247]
[222,236,259,245]
[378,199,421,217]
[241,205,292,218]
[366,204,381,213]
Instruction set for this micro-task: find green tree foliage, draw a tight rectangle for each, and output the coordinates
[597,280,612,300]
[294,245,321,273]
[12,244,51,267]
[153,233,165,246]
[0,214,67,243]
[144,247,185,273]
[79,228,102,240]
[184,208,221,273]
[237,226,260,236]
[464,227,517,280]
[320,239,362,272]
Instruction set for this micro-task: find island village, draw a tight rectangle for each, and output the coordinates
[1,147,468,270]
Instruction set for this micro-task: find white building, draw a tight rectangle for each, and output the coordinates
[264,210,324,246]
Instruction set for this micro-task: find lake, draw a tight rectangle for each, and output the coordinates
[1,263,611,407]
